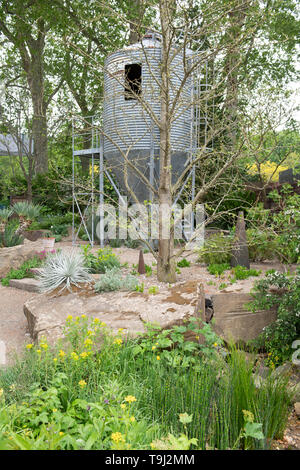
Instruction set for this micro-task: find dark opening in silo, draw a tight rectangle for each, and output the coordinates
[125,63,142,100]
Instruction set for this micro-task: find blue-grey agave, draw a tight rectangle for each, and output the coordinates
[38,249,92,293]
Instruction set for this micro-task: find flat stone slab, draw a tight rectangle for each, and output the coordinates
[9,278,41,293]
[23,279,277,345]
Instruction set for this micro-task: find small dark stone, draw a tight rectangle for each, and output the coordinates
[231,211,250,269]
[138,249,146,274]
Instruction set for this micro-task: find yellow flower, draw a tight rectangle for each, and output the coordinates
[78,379,87,388]
[71,352,79,361]
[87,330,94,336]
[100,322,106,327]
[40,343,48,350]
[84,338,93,347]
[52,409,57,412]
[156,355,160,361]
[114,338,123,346]
[111,432,125,444]
[59,350,65,358]
[93,318,100,324]
[125,395,136,403]
[213,342,218,347]
[195,336,199,340]
[59,432,64,436]
[81,314,87,319]
[53,358,58,363]
[9,384,16,392]
[129,416,135,422]
[36,350,41,355]
[242,410,254,423]
[26,344,33,350]
[80,351,88,359]
[120,403,126,410]
[0,388,3,398]
[152,346,156,350]
[66,315,73,321]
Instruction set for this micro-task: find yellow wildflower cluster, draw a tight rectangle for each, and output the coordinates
[71,352,79,361]
[247,161,288,182]
[113,338,123,346]
[111,432,125,444]
[125,395,136,404]
[78,379,87,388]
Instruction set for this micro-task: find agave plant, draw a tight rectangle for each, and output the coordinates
[13,202,42,236]
[37,249,92,293]
[0,208,13,233]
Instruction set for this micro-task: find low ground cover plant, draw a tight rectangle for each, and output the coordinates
[1,256,43,286]
[0,316,291,450]
[94,268,139,293]
[207,263,260,282]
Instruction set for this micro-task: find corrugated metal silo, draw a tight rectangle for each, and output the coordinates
[103,32,192,202]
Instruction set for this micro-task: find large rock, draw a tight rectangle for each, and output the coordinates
[23,279,277,346]
[0,239,45,278]
[23,284,195,344]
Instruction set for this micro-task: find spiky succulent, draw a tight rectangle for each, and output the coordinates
[13,202,42,220]
[13,202,42,236]
[0,208,13,221]
[0,208,13,233]
[38,249,92,293]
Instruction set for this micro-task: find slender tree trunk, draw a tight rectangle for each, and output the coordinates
[31,112,48,174]
[24,22,49,174]
[157,0,176,283]
[224,3,246,148]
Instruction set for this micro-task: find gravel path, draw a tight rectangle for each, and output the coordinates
[0,285,37,366]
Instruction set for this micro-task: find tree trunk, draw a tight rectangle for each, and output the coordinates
[157,0,176,283]
[224,4,246,148]
[25,23,49,175]
[32,113,48,174]
[128,0,143,44]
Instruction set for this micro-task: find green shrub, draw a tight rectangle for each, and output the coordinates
[81,245,121,273]
[249,270,300,366]
[177,258,191,268]
[197,233,233,265]
[246,192,300,264]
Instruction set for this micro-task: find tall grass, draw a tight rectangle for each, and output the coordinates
[0,320,291,450]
